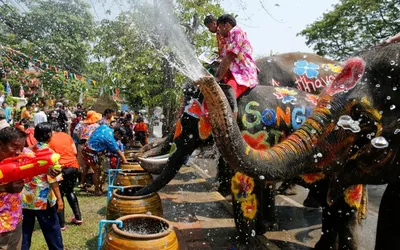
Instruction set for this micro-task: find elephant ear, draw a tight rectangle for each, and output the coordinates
[326,57,366,96]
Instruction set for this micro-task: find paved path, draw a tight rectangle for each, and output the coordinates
[158,165,277,249]
[189,153,385,250]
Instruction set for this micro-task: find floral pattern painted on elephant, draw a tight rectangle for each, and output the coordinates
[273,88,297,104]
[293,60,320,79]
[322,63,342,73]
[184,98,212,140]
[305,94,319,105]
[231,172,257,219]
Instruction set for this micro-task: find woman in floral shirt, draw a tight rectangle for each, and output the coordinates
[21,122,64,250]
[0,127,30,250]
[73,111,102,190]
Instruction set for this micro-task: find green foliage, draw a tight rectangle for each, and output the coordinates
[298,0,400,60]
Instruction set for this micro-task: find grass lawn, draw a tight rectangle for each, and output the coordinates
[30,189,107,250]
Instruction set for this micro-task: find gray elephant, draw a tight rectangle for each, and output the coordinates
[196,43,400,249]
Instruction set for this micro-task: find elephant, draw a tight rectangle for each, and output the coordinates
[135,63,369,249]
[195,43,400,249]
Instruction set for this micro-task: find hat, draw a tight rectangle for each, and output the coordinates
[83,111,102,124]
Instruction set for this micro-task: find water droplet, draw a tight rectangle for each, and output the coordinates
[390,60,396,65]
[327,104,332,109]
[394,129,400,135]
[259,175,265,180]
[337,115,361,133]
[375,84,380,88]
[390,105,396,110]
[316,153,323,157]
[251,230,256,237]
[303,55,307,58]
[347,237,352,240]
[387,96,391,100]
[393,87,397,91]
[371,136,389,148]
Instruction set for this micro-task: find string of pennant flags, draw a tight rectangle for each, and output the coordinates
[0,45,97,86]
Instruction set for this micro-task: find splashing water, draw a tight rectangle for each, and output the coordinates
[130,1,208,81]
[337,115,361,133]
[371,136,389,149]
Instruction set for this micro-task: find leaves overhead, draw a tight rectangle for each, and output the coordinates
[298,0,400,60]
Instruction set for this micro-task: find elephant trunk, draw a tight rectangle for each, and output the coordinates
[196,58,365,180]
[141,132,174,158]
[135,135,198,196]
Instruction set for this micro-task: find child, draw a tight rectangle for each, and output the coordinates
[21,122,64,250]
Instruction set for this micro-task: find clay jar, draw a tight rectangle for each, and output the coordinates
[107,186,163,220]
[103,214,179,250]
[114,169,153,187]
[119,161,143,171]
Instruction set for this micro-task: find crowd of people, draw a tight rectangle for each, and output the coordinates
[0,101,149,249]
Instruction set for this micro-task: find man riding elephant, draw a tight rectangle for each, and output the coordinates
[215,14,259,120]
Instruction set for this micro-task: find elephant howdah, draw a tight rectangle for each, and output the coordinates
[196,43,400,249]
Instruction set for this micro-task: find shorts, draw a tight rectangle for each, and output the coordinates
[224,72,249,98]
[82,144,101,168]
[0,221,22,250]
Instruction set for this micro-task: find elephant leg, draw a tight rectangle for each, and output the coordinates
[304,185,322,208]
[216,156,233,197]
[262,182,278,230]
[336,196,358,250]
[375,181,400,250]
[315,204,339,250]
[313,179,339,250]
[231,172,260,242]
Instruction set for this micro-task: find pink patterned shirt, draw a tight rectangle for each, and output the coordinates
[0,148,34,233]
[222,26,258,88]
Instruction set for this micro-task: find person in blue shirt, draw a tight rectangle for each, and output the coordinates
[2,102,11,123]
[82,125,128,195]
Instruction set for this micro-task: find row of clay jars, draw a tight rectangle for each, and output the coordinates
[104,159,178,249]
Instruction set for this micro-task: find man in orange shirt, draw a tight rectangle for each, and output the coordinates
[48,123,82,230]
[134,116,149,146]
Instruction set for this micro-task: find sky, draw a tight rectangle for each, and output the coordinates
[91,0,340,57]
[220,0,340,57]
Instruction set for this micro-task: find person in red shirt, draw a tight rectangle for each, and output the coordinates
[24,121,37,147]
[134,116,149,146]
[48,122,82,230]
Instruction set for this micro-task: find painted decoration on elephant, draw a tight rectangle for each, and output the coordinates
[326,58,365,96]
[271,78,280,86]
[305,94,319,105]
[231,172,257,220]
[184,98,212,140]
[242,131,271,150]
[296,74,337,93]
[273,87,298,104]
[231,172,254,200]
[343,184,363,209]
[322,63,342,73]
[173,120,182,139]
[242,101,313,130]
[300,172,325,184]
[293,60,320,79]
[240,194,257,220]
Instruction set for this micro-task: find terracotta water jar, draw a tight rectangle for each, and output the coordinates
[107,186,163,220]
[113,169,153,187]
[103,214,179,250]
[119,161,143,171]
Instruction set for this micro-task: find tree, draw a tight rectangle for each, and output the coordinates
[0,0,96,102]
[298,0,400,60]
[94,0,225,135]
